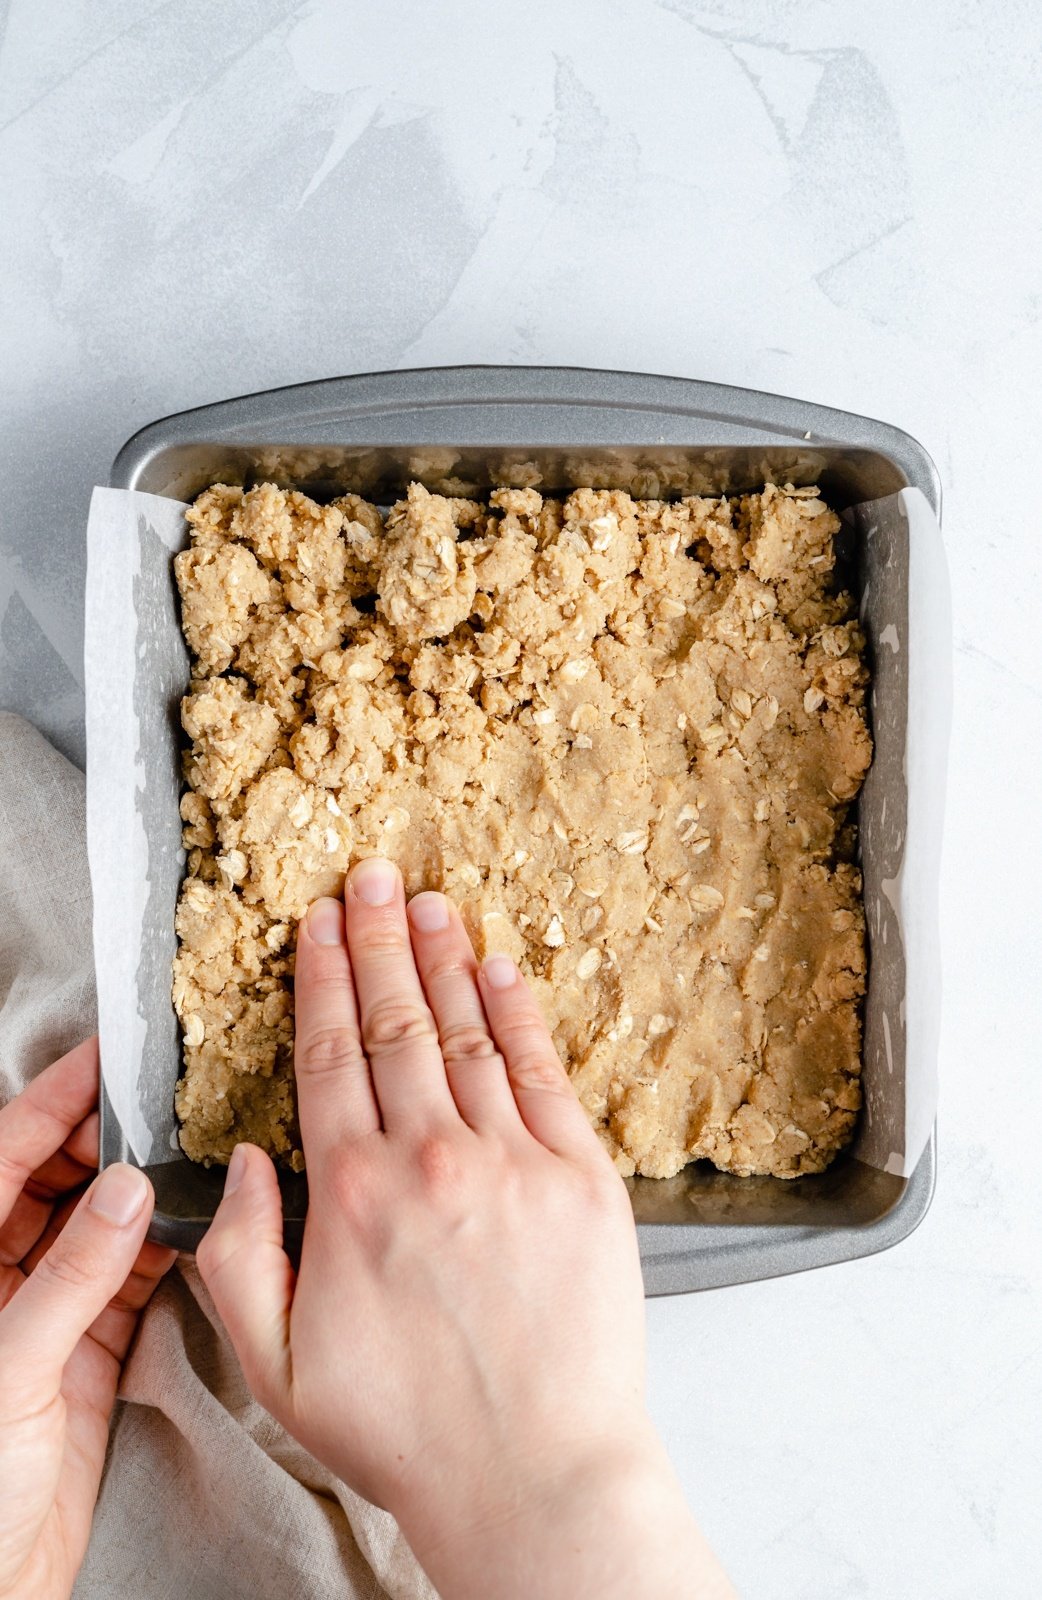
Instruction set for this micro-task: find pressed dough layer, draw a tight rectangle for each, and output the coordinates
[172,479,871,1178]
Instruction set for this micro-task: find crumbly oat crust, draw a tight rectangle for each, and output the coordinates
[172,479,871,1178]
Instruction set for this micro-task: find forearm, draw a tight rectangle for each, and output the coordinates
[401,1436,736,1600]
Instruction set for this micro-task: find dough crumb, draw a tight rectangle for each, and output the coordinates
[173,480,871,1178]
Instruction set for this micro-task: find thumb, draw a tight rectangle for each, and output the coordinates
[195,1143,294,1410]
[0,1163,154,1397]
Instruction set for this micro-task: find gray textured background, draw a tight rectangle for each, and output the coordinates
[2,3,1041,1596]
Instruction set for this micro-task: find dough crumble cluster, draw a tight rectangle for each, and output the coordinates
[172,478,871,1179]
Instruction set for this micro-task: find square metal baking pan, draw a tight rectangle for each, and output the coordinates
[102,366,943,1294]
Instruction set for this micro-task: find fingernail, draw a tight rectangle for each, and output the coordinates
[482,955,517,990]
[352,856,398,907]
[225,1143,248,1195]
[308,896,344,945]
[408,891,449,932]
[90,1162,149,1225]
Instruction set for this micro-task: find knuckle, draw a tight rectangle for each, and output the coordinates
[0,1148,27,1187]
[440,1022,499,1065]
[363,999,437,1053]
[305,962,353,997]
[414,1131,464,1194]
[297,1023,366,1078]
[423,950,472,988]
[37,1237,107,1294]
[507,1049,567,1095]
[357,923,411,960]
[496,1012,549,1053]
[106,1285,139,1317]
[327,1145,378,1215]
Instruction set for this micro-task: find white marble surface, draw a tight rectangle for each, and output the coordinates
[2,2,1040,1594]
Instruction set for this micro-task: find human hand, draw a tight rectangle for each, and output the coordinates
[0,1040,177,1600]
[198,859,733,1599]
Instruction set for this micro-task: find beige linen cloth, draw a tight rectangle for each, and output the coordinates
[0,713,436,1600]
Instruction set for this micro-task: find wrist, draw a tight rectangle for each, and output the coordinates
[399,1423,699,1600]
